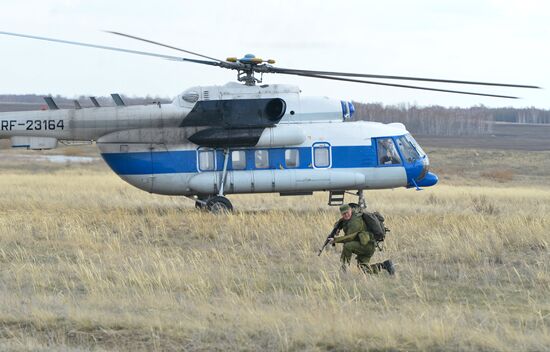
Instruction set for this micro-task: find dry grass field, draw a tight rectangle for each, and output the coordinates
[0,146,549,351]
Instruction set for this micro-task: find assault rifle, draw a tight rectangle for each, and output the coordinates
[318,222,390,254]
[318,221,342,256]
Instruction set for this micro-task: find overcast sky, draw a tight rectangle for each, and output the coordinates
[0,0,548,108]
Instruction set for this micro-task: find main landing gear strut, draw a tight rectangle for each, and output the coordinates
[190,148,234,213]
[348,189,367,210]
[357,189,367,210]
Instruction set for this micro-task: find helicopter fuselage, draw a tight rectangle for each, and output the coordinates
[0,82,438,199]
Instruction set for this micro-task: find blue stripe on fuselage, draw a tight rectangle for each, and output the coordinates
[101,145,383,175]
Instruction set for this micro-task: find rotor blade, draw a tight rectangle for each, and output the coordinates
[0,31,222,67]
[288,73,520,99]
[268,67,540,89]
[105,30,224,63]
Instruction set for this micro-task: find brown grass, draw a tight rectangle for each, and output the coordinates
[481,169,515,183]
[0,148,549,351]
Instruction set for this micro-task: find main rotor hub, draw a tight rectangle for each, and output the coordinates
[226,54,276,86]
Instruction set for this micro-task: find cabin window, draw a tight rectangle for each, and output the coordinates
[255,150,269,169]
[198,149,215,171]
[377,138,402,165]
[231,150,246,169]
[285,149,300,168]
[313,143,331,168]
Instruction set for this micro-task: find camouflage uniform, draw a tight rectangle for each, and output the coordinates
[334,206,387,274]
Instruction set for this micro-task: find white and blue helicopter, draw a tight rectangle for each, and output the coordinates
[0,31,539,211]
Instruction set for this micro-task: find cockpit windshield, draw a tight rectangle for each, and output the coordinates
[405,134,426,157]
[396,134,424,163]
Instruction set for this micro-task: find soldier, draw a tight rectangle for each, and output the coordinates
[329,204,395,275]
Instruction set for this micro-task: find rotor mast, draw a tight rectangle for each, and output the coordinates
[238,68,261,86]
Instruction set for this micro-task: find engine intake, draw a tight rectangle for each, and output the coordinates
[265,98,286,121]
[181,98,287,128]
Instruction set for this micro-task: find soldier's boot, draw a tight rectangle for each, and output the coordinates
[382,260,395,275]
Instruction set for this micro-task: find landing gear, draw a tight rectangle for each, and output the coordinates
[218,148,230,197]
[195,196,208,210]
[357,189,367,210]
[205,148,234,213]
[189,195,234,213]
[206,196,233,213]
[189,148,234,213]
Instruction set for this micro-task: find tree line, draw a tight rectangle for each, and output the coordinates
[491,107,550,124]
[352,102,550,136]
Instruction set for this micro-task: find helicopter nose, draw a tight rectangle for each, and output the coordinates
[416,172,438,187]
[406,155,438,188]
[416,156,438,187]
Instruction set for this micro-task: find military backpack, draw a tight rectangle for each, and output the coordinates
[361,211,388,242]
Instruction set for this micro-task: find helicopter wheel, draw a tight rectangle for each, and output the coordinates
[206,196,233,213]
[194,195,210,210]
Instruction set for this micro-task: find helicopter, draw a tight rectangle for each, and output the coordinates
[0,31,540,212]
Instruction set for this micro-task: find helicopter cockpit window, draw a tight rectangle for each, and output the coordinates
[255,150,269,169]
[377,138,402,165]
[231,150,246,170]
[396,135,421,163]
[198,149,215,171]
[285,149,300,168]
[404,133,426,157]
